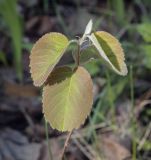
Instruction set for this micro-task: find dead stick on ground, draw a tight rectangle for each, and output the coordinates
[60,130,73,159]
[137,122,151,151]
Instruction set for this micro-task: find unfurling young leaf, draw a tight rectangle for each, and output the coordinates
[42,66,93,131]
[84,19,93,35]
[88,31,128,76]
[80,19,93,45]
[30,32,69,86]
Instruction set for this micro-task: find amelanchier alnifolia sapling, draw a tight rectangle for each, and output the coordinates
[29,20,128,132]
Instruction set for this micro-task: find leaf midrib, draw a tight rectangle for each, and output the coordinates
[61,73,74,130]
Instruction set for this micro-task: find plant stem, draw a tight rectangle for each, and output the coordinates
[130,65,137,160]
[76,41,80,67]
[106,70,116,124]
[45,119,53,160]
[61,130,73,159]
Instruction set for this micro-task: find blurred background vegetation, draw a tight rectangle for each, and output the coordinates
[0,0,151,160]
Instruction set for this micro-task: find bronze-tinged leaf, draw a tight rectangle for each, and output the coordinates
[30,32,69,87]
[89,31,128,76]
[42,66,93,131]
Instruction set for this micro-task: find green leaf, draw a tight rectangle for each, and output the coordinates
[83,60,100,76]
[80,45,99,64]
[137,23,151,43]
[107,77,128,102]
[0,51,7,65]
[141,45,151,69]
[143,141,151,150]
[30,32,69,87]
[88,31,128,76]
[42,66,93,131]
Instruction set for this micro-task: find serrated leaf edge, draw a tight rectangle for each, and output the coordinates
[29,32,69,87]
[88,33,128,76]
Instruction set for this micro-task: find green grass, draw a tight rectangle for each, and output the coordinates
[0,0,23,79]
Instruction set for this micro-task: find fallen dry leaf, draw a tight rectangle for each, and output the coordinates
[99,135,131,160]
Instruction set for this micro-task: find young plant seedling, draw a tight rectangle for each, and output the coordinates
[30,20,127,132]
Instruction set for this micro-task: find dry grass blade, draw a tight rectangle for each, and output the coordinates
[137,122,151,151]
[73,139,94,160]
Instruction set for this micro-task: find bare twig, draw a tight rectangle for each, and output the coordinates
[73,139,94,160]
[135,100,151,117]
[74,131,102,160]
[76,42,80,66]
[19,106,34,127]
[57,123,110,141]
[61,130,73,159]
